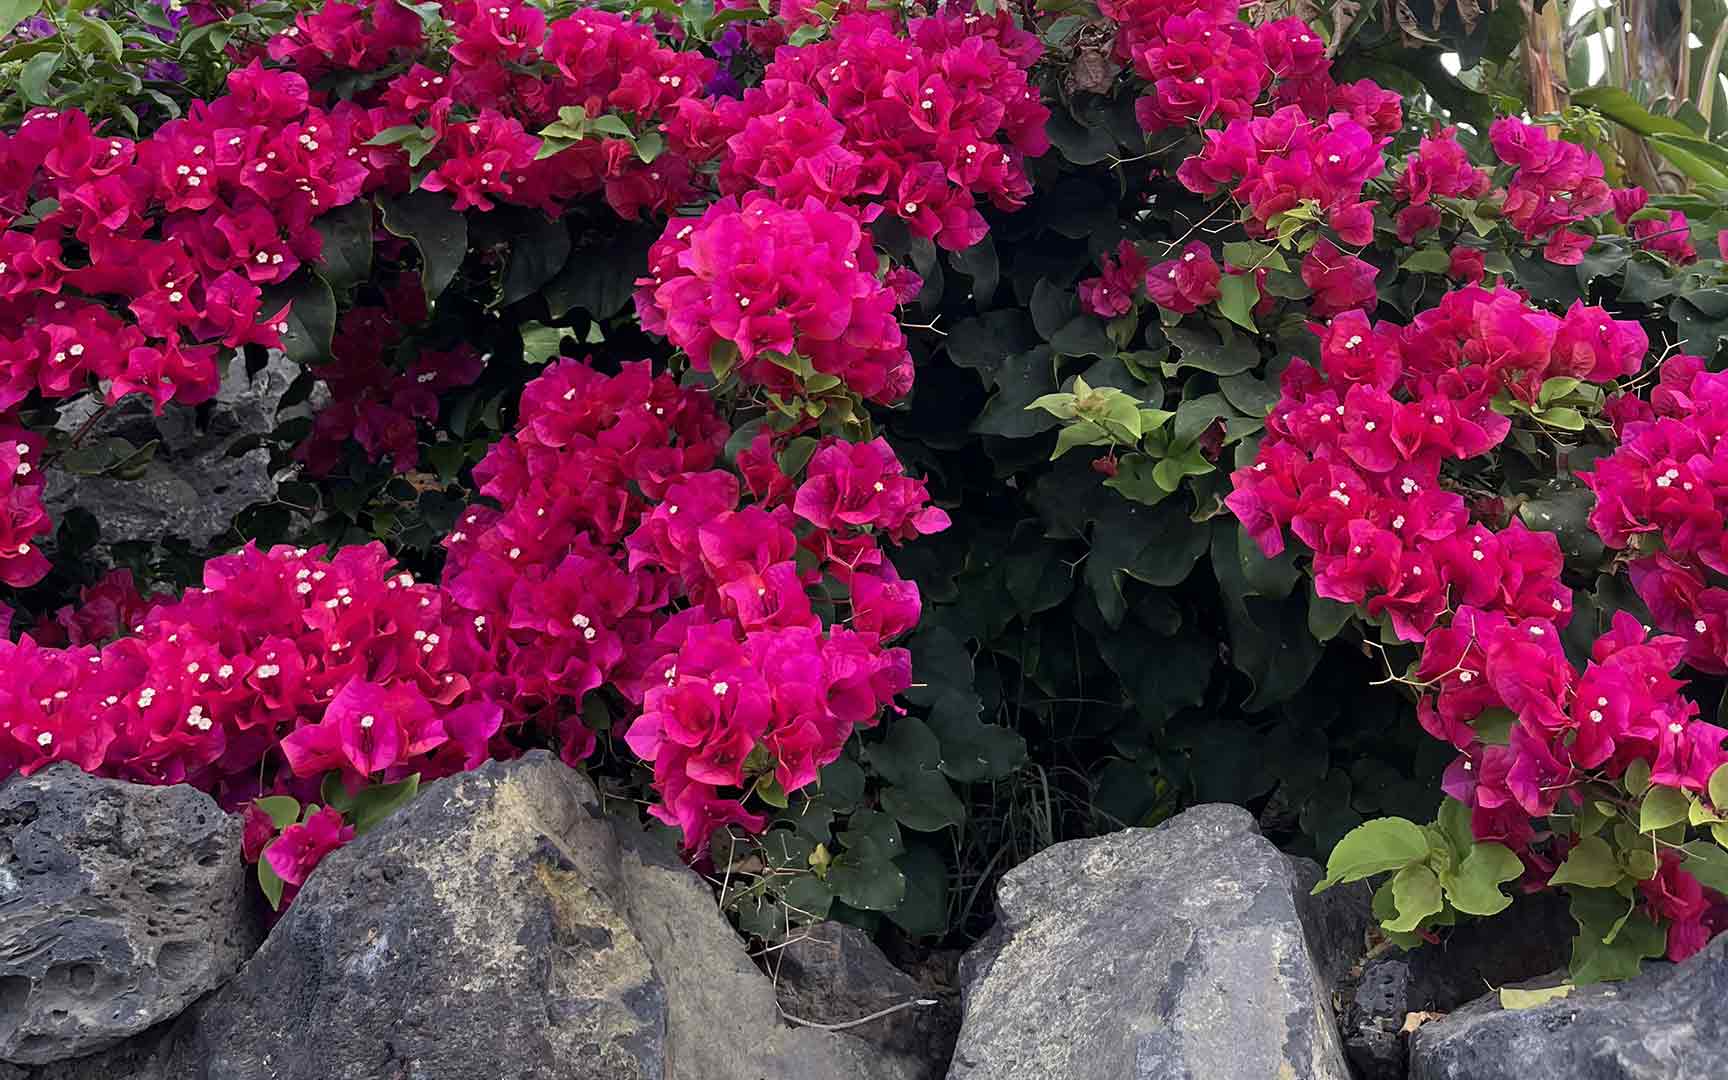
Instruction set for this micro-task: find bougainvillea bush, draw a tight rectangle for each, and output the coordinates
[4,0,1728,981]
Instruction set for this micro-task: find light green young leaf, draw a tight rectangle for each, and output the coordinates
[520,322,573,365]
[1498,984,1573,1010]
[1026,392,1078,419]
[1623,759,1652,797]
[1400,247,1452,274]
[1548,835,1624,889]
[254,796,301,830]
[1441,842,1523,916]
[1216,274,1259,332]
[1384,864,1444,932]
[1314,817,1430,891]
[257,855,286,910]
[1640,785,1691,833]
[1708,763,1728,814]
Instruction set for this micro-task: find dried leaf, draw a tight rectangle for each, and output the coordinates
[1400,1010,1446,1034]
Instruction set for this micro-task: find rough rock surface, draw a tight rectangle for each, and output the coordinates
[1339,892,1573,1079]
[771,920,958,1080]
[947,803,1351,1080]
[1286,855,1374,987]
[46,352,293,551]
[1409,933,1728,1080]
[0,766,256,1066]
[28,752,926,1080]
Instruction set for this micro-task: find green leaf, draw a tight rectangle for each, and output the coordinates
[1441,842,1523,916]
[79,14,124,62]
[0,0,42,39]
[257,854,286,910]
[1538,377,1582,406]
[502,221,573,306]
[1400,247,1453,273]
[1215,274,1259,332]
[1572,86,1696,137]
[1640,785,1690,832]
[1222,241,1288,272]
[1680,842,1728,894]
[1315,817,1431,891]
[869,718,966,832]
[19,48,62,104]
[1307,596,1356,641]
[926,692,1026,783]
[1535,406,1586,431]
[520,321,572,365]
[1569,888,1667,984]
[380,191,469,303]
[826,851,905,911]
[1709,764,1728,814]
[950,235,999,307]
[367,124,428,147]
[1499,984,1573,1009]
[347,774,420,834]
[544,232,650,320]
[754,774,790,809]
[975,347,1061,438]
[1548,835,1624,888]
[1384,864,1444,933]
[589,114,632,138]
[634,130,665,164]
[885,844,948,937]
[263,274,337,365]
[1165,325,1260,376]
[255,796,301,830]
[1470,707,1518,746]
[313,199,374,293]
[1624,759,1652,797]
[1647,133,1728,189]
[826,810,906,911]
[1045,108,1116,166]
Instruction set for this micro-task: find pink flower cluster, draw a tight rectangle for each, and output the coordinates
[0,425,49,588]
[634,193,916,404]
[1489,118,1612,264]
[1232,296,1650,762]
[1078,239,1227,318]
[273,0,718,219]
[1588,357,1728,675]
[1177,105,1392,244]
[0,63,364,416]
[0,541,501,795]
[684,9,1049,251]
[439,360,943,841]
[1226,285,1728,956]
[1104,0,1399,139]
[1390,126,1491,243]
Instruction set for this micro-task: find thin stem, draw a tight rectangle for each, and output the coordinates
[780,997,939,1032]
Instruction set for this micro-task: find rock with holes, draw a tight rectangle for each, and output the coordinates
[0,765,257,1066]
[1408,932,1728,1080]
[946,804,1351,1080]
[65,752,927,1080]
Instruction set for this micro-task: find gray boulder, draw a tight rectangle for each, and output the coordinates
[946,804,1352,1080]
[46,352,295,552]
[43,752,929,1080]
[0,766,257,1066]
[771,921,958,1080]
[1409,933,1728,1080]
